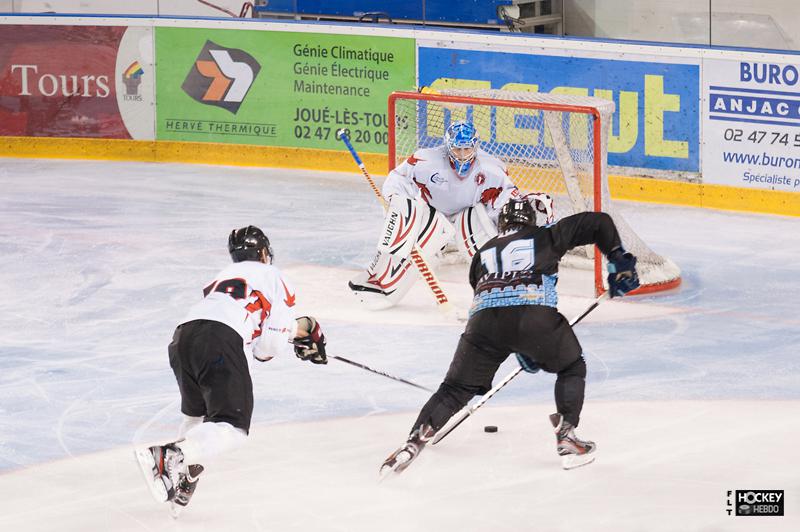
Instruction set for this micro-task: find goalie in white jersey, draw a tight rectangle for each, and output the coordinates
[135,225,327,515]
[350,120,520,308]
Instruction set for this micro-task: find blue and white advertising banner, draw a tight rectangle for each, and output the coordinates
[418,46,700,173]
[703,58,800,192]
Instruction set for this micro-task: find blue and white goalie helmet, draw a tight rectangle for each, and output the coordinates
[444,120,479,177]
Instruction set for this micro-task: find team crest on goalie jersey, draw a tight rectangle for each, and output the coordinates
[480,186,503,207]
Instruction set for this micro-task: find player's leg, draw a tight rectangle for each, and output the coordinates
[411,310,511,433]
[178,320,252,460]
[381,311,509,475]
[554,356,587,428]
[350,195,452,308]
[177,415,203,439]
[138,321,250,506]
[173,321,252,509]
[551,349,595,468]
[505,306,595,468]
[168,324,208,422]
[138,323,206,504]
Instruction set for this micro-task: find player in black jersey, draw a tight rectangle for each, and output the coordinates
[381,195,640,473]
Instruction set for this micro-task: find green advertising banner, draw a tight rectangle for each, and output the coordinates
[155,27,415,153]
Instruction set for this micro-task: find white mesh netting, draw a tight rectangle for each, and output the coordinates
[389,89,680,294]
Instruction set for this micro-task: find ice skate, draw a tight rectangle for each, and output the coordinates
[348,271,402,310]
[169,464,204,518]
[549,413,596,470]
[134,443,185,503]
[379,424,435,479]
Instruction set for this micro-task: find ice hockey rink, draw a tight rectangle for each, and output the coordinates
[0,157,798,531]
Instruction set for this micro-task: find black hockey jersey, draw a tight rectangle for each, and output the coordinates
[468,212,623,316]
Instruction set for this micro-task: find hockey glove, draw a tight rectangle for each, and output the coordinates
[515,352,540,374]
[293,316,327,364]
[607,248,640,298]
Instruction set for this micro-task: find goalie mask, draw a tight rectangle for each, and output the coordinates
[228,225,274,263]
[498,198,536,232]
[444,120,478,177]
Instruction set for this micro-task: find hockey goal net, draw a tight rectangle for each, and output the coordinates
[388,89,681,296]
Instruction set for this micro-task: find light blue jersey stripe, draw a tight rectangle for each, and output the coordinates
[469,274,559,317]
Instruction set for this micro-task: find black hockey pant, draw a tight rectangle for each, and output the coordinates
[410,306,588,434]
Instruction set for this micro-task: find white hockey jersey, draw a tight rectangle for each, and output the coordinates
[382,146,520,221]
[181,261,298,363]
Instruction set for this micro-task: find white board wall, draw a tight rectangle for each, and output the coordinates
[564,0,800,50]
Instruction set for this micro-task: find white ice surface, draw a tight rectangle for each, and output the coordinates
[0,158,798,531]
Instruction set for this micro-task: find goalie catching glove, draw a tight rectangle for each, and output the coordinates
[293,316,327,364]
[607,248,640,298]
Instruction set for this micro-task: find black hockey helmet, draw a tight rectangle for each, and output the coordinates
[498,198,536,232]
[228,225,273,263]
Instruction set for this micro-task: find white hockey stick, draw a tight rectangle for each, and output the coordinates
[431,292,610,445]
[337,129,455,314]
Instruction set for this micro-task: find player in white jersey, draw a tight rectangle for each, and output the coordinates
[135,226,327,515]
[349,120,521,308]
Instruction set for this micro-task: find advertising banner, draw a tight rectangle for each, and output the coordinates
[418,46,700,173]
[0,25,155,139]
[703,58,800,192]
[155,28,415,153]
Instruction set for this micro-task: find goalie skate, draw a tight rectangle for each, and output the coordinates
[348,269,411,310]
[379,424,434,479]
[549,413,596,470]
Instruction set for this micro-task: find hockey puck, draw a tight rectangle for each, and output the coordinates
[484,425,498,433]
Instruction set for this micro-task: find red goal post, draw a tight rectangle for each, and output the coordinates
[387,89,681,296]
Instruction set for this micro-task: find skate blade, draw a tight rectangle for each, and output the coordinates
[350,290,397,311]
[561,452,596,470]
[169,502,184,519]
[134,448,169,503]
[378,450,416,481]
[378,464,395,482]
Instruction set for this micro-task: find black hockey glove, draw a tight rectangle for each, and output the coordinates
[607,248,640,298]
[293,316,327,364]
[515,353,540,374]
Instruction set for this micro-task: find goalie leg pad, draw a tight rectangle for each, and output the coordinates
[375,195,423,258]
[415,203,454,261]
[349,197,451,309]
[453,203,498,259]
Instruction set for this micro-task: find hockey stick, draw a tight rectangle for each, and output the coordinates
[330,354,434,392]
[336,129,454,313]
[431,292,610,445]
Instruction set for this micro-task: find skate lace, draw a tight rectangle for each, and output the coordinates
[165,449,186,490]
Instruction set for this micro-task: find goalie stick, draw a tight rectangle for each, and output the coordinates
[431,292,610,445]
[337,129,455,314]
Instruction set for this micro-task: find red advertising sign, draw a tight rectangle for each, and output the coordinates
[0,25,131,138]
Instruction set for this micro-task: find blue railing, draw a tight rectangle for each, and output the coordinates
[253,1,513,27]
